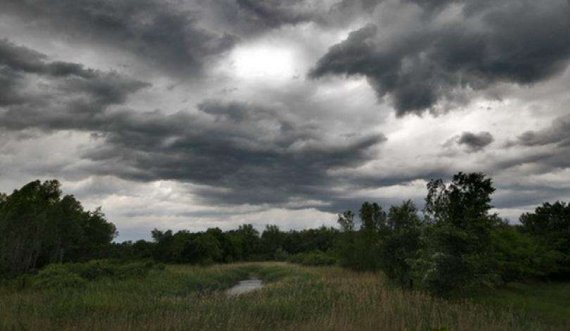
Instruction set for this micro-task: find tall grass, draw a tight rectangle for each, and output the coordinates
[0,262,566,330]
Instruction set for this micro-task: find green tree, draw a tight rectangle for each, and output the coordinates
[491,223,560,282]
[520,201,570,277]
[383,200,422,288]
[413,172,499,295]
[337,210,358,268]
[233,224,261,260]
[151,229,176,262]
[182,233,222,265]
[358,202,386,270]
[0,180,116,275]
[261,225,285,260]
[337,203,386,271]
[337,210,355,232]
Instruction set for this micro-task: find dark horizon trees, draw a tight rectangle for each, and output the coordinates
[134,224,340,265]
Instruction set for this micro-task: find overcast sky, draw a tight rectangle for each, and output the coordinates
[1,0,569,241]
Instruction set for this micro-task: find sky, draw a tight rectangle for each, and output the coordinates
[1,0,569,241]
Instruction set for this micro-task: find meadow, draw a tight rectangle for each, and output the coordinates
[0,262,568,331]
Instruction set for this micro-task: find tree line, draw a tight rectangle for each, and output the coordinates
[336,173,569,296]
[0,173,568,296]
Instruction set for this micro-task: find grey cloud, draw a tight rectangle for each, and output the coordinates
[195,0,321,37]
[0,39,148,129]
[404,0,456,11]
[1,0,236,76]
[81,101,386,207]
[0,41,387,208]
[310,0,570,115]
[518,115,570,147]
[455,131,494,152]
[494,114,570,174]
[494,184,570,210]
[235,0,314,28]
[335,0,453,14]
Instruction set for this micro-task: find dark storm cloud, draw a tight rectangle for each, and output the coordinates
[404,0,456,11]
[234,0,313,28]
[0,39,101,80]
[0,39,148,129]
[334,0,453,14]
[1,0,236,76]
[0,39,386,208]
[310,0,570,115]
[82,101,386,207]
[493,183,570,211]
[497,115,570,172]
[455,131,494,152]
[517,115,570,148]
[195,0,320,37]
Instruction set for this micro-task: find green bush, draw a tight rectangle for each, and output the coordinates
[288,251,337,266]
[65,259,159,280]
[273,247,289,261]
[67,260,155,280]
[66,260,115,280]
[29,260,161,289]
[32,264,87,289]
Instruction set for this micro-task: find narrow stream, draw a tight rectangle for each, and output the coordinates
[226,278,264,296]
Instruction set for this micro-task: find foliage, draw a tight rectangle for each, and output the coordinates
[31,264,87,289]
[520,201,570,277]
[382,200,422,288]
[288,250,337,266]
[333,172,565,295]
[146,224,340,266]
[29,260,160,290]
[337,203,386,271]
[65,260,160,280]
[491,224,561,283]
[412,172,499,296]
[0,180,117,275]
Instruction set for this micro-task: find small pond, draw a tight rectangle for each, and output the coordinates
[226,278,264,296]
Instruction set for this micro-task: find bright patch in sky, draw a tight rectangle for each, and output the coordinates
[231,44,296,81]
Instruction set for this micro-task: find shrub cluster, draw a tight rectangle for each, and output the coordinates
[30,260,162,289]
[288,251,337,266]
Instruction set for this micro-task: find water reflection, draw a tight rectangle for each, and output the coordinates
[226,278,263,296]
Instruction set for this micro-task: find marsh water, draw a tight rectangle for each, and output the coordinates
[226,278,264,296]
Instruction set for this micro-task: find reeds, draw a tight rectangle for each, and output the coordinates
[0,263,566,330]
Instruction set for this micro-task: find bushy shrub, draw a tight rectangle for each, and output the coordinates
[288,251,337,266]
[32,264,87,289]
[491,226,561,283]
[66,260,115,280]
[66,260,159,280]
[273,247,289,261]
[29,260,161,289]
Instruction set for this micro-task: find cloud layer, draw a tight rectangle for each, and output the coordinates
[1,0,569,239]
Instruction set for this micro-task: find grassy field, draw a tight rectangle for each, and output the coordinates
[0,262,568,330]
